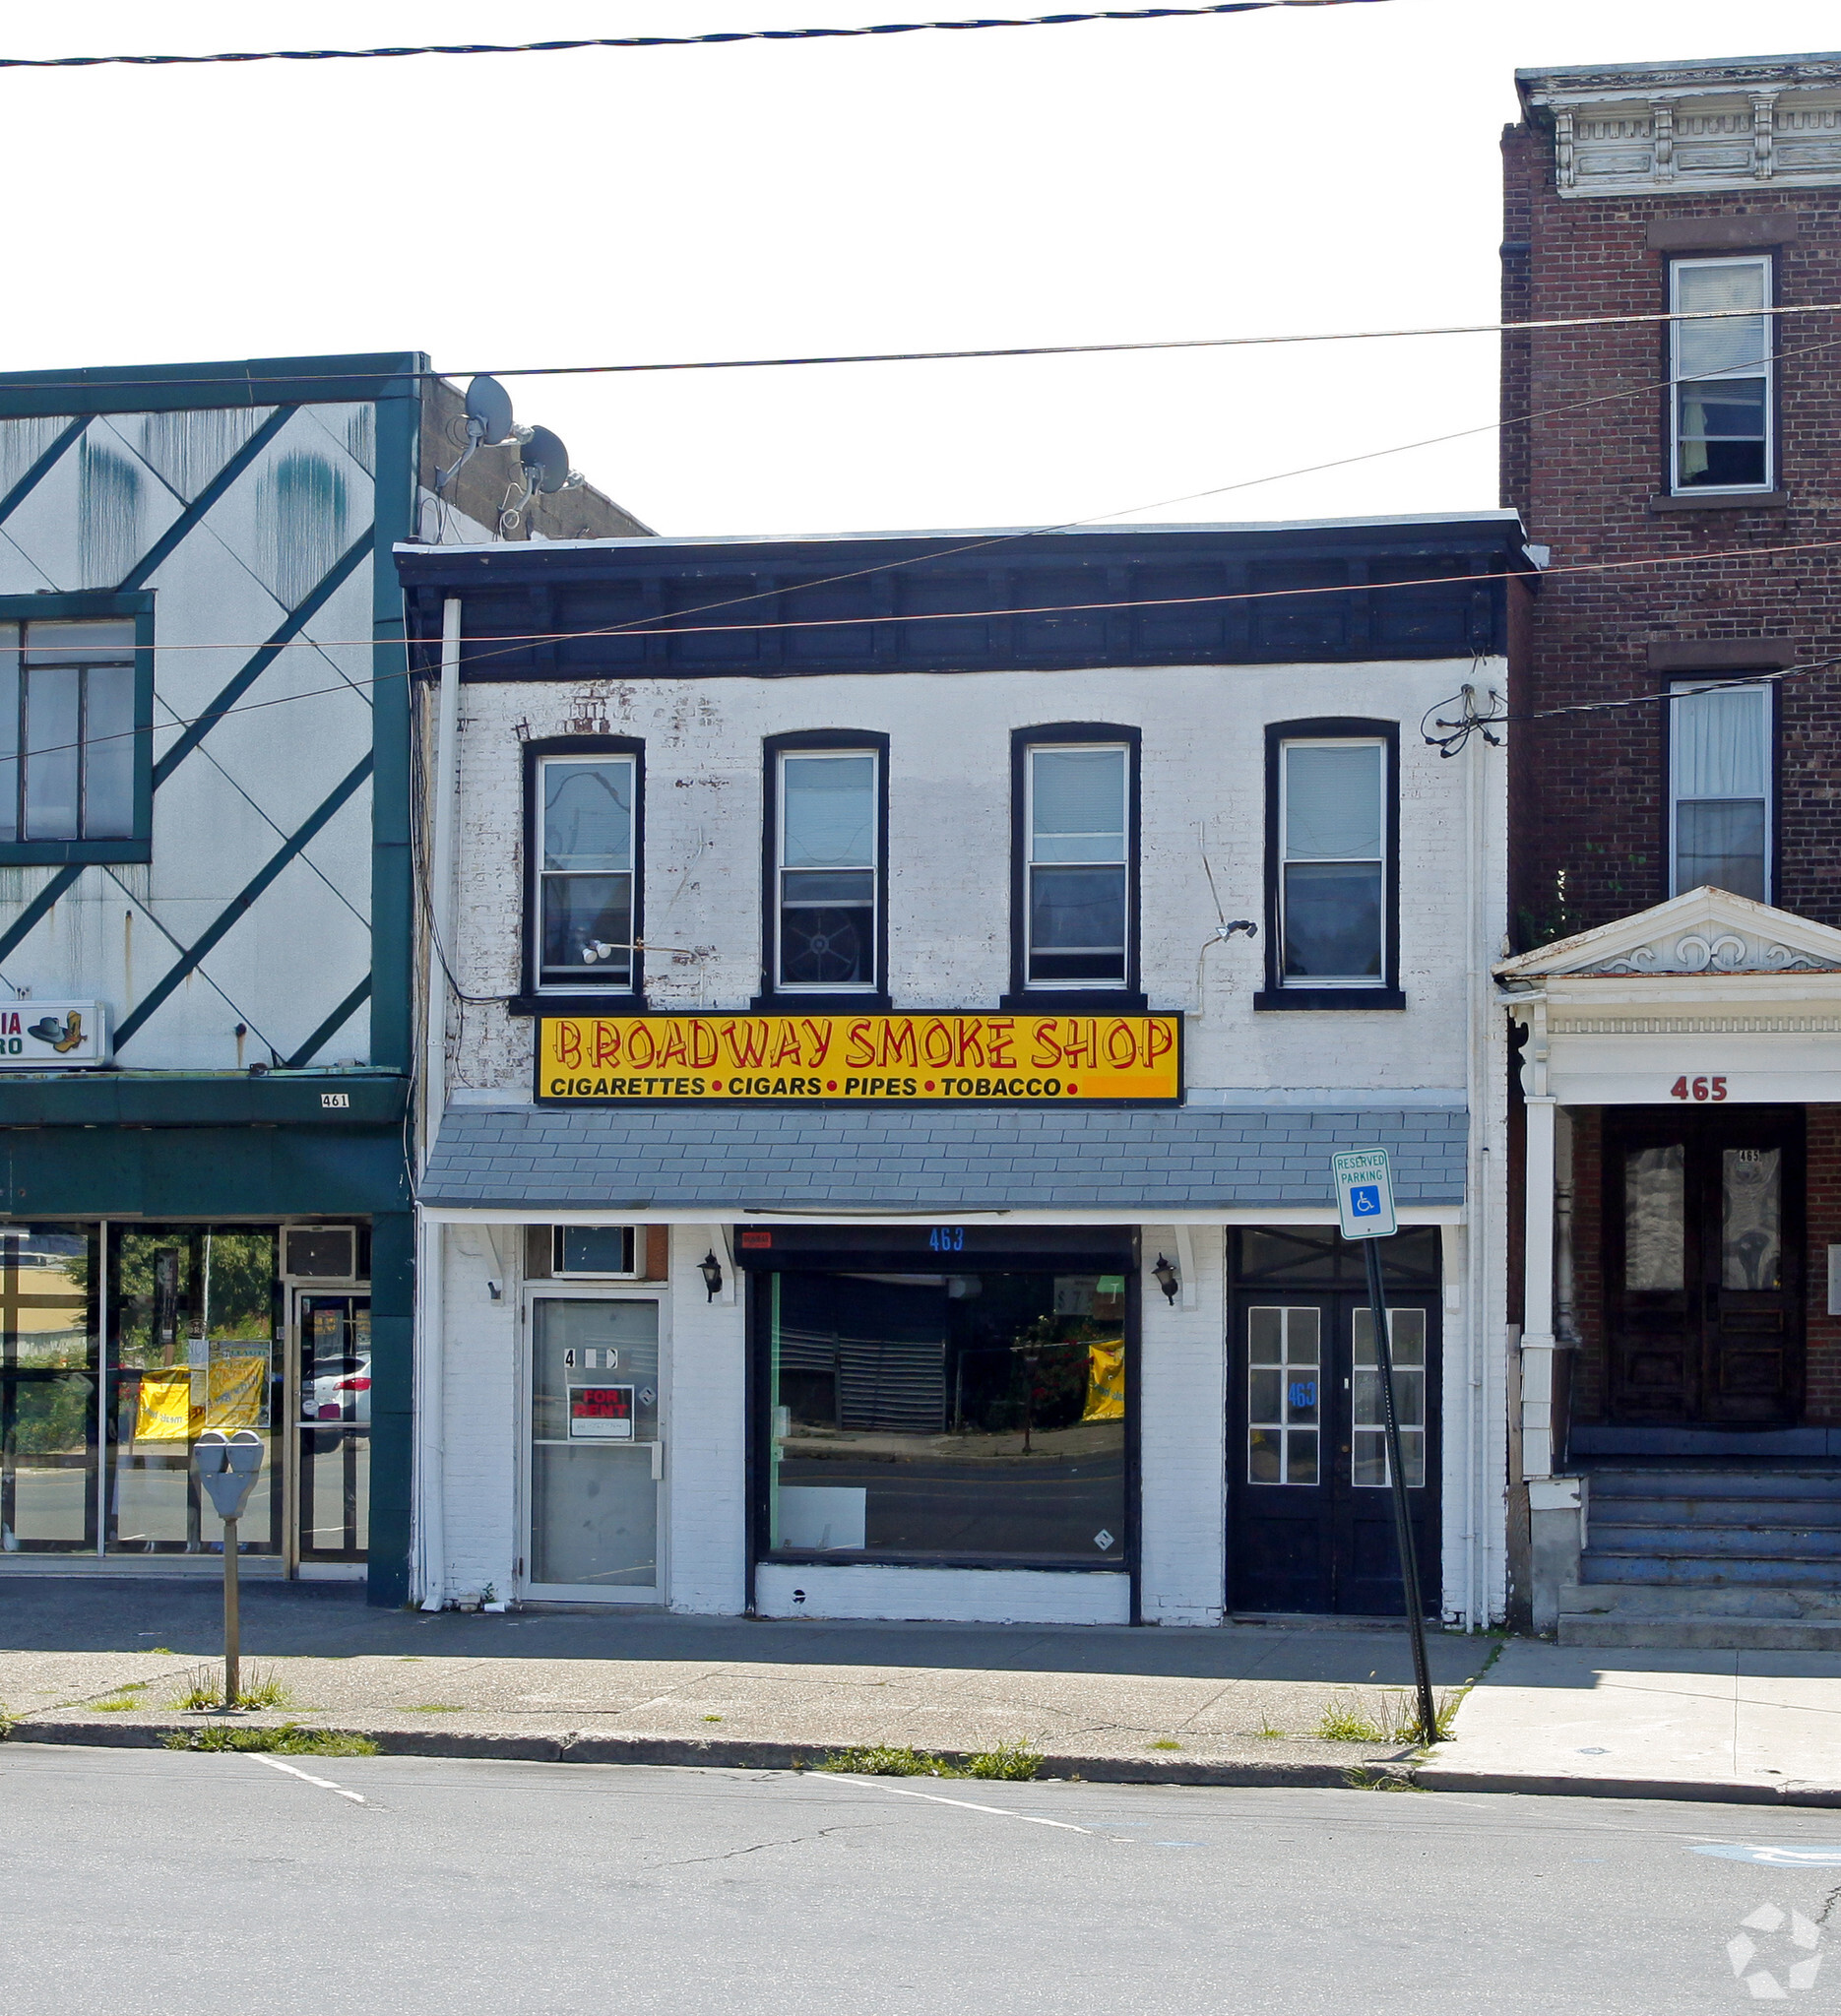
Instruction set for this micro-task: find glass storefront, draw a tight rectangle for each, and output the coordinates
[0,1220,367,1564]
[763,1264,1129,1567]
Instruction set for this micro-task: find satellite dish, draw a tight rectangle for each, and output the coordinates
[465,374,515,446]
[520,425,573,495]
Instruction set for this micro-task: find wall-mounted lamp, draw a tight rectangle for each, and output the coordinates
[486,1280,502,1302]
[699,1250,725,1301]
[1152,1253,1180,1304]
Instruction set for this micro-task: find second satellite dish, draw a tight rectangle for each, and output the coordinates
[519,426,574,496]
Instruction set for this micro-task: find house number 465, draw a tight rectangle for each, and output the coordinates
[1670,1075,1727,1102]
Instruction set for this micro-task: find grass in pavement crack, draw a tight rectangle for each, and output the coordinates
[820,1740,1042,1782]
[161,1724,378,1756]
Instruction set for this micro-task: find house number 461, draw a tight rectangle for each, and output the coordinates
[1670,1075,1728,1102]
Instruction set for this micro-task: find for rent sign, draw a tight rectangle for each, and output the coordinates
[538,1012,1181,1104]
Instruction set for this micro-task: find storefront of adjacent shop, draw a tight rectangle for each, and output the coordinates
[418,1013,1480,1627]
[0,1072,411,1587]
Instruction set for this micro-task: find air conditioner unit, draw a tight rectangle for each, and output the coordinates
[284,1226,358,1280]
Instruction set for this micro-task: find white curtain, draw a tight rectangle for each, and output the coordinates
[1673,684,1766,800]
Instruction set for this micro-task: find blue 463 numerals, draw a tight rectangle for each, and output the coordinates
[928,1227,966,1252]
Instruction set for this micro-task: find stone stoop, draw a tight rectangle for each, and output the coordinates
[1558,1467,1841,1650]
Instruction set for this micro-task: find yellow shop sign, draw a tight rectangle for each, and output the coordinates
[538,1012,1181,1104]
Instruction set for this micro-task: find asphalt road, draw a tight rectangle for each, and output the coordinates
[3,1747,1837,2014]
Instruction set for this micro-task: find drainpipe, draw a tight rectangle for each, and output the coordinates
[414,598,461,1609]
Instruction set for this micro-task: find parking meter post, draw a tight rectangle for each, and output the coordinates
[1363,1234,1438,1748]
[222,1515,240,1708]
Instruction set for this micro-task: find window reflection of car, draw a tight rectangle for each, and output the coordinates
[301,1355,370,1424]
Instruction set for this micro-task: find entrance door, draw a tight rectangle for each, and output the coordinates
[293,1292,370,1562]
[1227,1228,1441,1616]
[526,1296,662,1600]
[1605,1106,1804,1427]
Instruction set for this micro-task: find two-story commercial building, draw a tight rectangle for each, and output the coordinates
[1502,53,1841,1648]
[403,513,1529,1628]
[0,353,643,1603]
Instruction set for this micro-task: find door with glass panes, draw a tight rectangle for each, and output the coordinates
[1227,1228,1441,1616]
[524,1294,663,1600]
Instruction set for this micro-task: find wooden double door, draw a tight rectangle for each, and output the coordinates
[1227,1228,1442,1616]
[1605,1106,1805,1427]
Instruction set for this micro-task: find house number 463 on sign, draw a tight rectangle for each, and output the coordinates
[1670,1075,1728,1102]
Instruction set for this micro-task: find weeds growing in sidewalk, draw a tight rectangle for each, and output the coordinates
[820,1740,1042,1782]
[93,1682,151,1713]
[1316,1690,1460,1745]
[1149,1738,1182,1751]
[1343,1765,1427,1793]
[170,1665,294,1713]
[406,1704,464,1714]
[161,1724,377,1757]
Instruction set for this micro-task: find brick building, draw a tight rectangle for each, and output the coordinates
[1499,53,1841,1647]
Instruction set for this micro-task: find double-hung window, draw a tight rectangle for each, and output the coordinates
[1670,680,1770,902]
[1278,736,1387,987]
[775,749,878,991]
[1024,742,1129,986]
[0,619,139,846]
[1671,256,1773,493]
[536,752,638,990]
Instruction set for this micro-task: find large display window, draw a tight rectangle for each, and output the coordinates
[754,1229,1134,1569]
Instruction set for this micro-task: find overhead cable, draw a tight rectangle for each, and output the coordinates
[0,2,1386,71]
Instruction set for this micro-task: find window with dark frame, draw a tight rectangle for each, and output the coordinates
[1278,737,1387,985]
[1669,679,1771,902]
[1024,742,1129,986]
[536,753,638,990]
[775,748,879,992]
[0,620,138,844]
[1670,255,1773,493]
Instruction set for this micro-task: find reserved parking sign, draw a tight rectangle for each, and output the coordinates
[1332,1149,1397,1239]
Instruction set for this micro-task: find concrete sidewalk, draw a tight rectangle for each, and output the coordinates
[1423,1638,1841,1806]
[0,1578,1477,1785]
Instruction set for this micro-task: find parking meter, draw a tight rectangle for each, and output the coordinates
[194,1430,263,1705]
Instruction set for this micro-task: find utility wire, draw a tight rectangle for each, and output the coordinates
[0,3,1385,71]
[4,300,1836,398]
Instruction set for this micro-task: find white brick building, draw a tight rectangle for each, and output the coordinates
[402,514,1527,1628]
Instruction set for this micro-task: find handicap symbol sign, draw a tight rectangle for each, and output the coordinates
[1350,1185,1381,1218]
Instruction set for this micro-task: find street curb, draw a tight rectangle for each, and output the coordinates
[1415,1766,1841,1807]
[3,1719,1406,1788]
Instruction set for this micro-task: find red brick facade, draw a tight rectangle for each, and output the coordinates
[1500,121,1841,945]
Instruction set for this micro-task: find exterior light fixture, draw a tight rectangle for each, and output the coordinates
[1152,1254,1179,1303]
[699,1250,725,1301]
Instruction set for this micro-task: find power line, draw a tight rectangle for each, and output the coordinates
[3,300,1836,398]
[0,2,1386,71]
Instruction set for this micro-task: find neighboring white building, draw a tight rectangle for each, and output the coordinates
[401,514,1529,1627]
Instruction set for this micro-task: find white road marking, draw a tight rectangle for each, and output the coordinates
[250,1754,366,1804]
[822,1774,1089,1832]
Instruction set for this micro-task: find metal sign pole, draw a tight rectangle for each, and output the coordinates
[1362,1234,1439,1747]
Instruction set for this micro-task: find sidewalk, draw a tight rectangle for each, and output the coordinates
[1423,1638,1841,1807]
[4,1581,1836,1800]
[0,1579,1477,1785]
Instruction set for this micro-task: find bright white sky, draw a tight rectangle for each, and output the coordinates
[4,1,1838,536]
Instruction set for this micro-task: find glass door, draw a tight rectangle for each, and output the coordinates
[294,1292,370,1561]
[527,1296,662,1599]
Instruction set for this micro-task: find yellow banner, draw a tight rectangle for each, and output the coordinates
[1083,1340,1126,1421]
[539,1012,1180,1103]
[208,1353,268,1431]
[132,1371,193,1443]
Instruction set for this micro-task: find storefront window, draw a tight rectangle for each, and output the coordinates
[766,1269,1128,1565]
[0,1226,97,1552]
[108,1228,281,1555]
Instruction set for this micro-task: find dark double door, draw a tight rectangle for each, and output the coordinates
[1605,1106,1804,1427]
[1227,1228,1442,1617]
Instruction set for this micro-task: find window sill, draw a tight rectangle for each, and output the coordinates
[1000,989,1148,1014]
[750,991,891,1014]
[760,1551,1127,1574]
[1649,489,1786,514]
[0,840,152,866]
[508,992,642,1018]
[1252,987,1406,1012]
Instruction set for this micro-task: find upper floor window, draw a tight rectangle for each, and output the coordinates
[776,748,878,991]
[1670,680,1770,902]
[1275,733,1390,992]
[536,752,638,990]
[0,619,139,845]
[1025,742,1129,986]
[1671,256,1772,493]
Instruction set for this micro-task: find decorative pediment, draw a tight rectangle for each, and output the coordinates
[1495,887,1841,981]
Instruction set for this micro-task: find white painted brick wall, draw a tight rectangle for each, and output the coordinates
[434,1226,522,1605]
[1137,1226,1229,1624]
[664,1226,748,1614]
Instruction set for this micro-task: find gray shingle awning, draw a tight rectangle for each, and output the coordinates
[419,1105,1466,1214]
